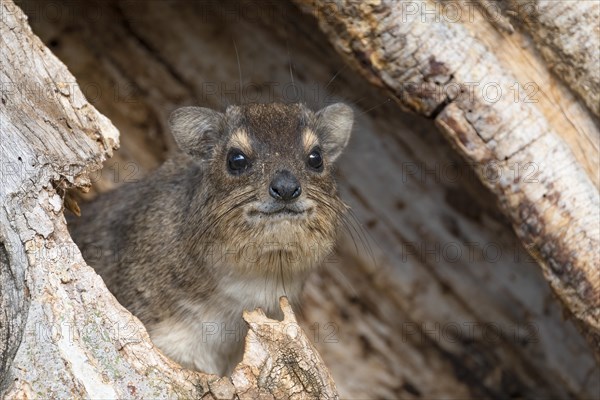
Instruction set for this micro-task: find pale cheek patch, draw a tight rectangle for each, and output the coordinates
[302,129,319,152]
[229,129,253,155]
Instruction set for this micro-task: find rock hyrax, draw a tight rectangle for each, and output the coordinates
[68,102,353,375]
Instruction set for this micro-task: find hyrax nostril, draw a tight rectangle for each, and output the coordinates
[269,170,302,202]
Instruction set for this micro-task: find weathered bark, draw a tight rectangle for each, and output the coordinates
[293,0,600,356]
[0,0,118,391]
[1,1,338,398]
[3,0,599,398]
[233,298,339,400]
[508,0,600,117]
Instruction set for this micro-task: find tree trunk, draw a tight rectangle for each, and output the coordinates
[2,0,599,398]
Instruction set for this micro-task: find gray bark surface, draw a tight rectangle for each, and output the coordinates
[509,0,600,117]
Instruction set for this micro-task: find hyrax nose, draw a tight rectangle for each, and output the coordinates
[269,170,302,202]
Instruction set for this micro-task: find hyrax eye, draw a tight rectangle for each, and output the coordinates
[307,148,323,171]
[227,149,250,174]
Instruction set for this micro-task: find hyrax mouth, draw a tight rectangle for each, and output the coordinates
[247,205,313,220]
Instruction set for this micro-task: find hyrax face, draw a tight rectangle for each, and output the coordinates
[169,102,353,272]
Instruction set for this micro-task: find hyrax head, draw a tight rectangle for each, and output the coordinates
[169,103,353,271]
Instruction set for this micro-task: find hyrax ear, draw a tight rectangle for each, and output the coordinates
[315,103,353,162]
[169,107,225,160]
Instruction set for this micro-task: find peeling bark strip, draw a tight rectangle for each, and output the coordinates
[1,0,337,397]
[293,0,600,353]
[508,0,600,117]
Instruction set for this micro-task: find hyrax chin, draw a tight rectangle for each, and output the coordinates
[67,102,353,375]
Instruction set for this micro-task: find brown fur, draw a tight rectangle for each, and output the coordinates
[67,102,353,375]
